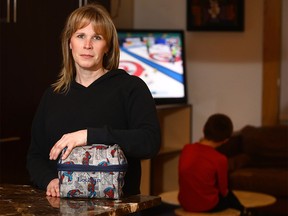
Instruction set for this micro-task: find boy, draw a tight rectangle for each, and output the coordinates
[178,113,244,214]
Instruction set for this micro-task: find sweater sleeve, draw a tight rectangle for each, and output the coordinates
[87,76,161,159]
[26,89,58,190]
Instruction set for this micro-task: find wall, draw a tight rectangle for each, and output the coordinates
[112,0,263,141]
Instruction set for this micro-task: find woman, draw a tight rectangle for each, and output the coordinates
[26,3,161,197]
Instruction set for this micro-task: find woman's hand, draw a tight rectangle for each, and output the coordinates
[46,178,60,197]
[49,129,87,160]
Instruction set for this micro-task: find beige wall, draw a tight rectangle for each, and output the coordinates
[112,0,264,141]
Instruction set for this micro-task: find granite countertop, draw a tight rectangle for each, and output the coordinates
[0,184,161,215]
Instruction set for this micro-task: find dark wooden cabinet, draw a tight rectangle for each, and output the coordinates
[0,0,110,184]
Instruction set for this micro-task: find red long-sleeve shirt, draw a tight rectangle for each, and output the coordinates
[178,143,228,212]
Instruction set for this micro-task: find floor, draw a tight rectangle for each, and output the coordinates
[140,203,178,216]
[139,203,288,216]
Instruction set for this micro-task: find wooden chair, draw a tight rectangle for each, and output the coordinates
[159,190,241,216]
[159,189,277,216]
[174,208,240,216]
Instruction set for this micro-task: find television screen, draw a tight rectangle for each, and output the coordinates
[117,29,187,105]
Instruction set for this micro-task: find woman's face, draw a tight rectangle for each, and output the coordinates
[69,22,108,71]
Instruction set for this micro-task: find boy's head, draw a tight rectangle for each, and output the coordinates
[203,113,233,142]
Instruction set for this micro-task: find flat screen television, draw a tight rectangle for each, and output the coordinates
[117,29,187,105]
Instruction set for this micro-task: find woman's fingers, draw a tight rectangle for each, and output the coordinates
[49,134,69,160]
[49,130,87,160]
[46,179,60,197]
[60,145,73,160]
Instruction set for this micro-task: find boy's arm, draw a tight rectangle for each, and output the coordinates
[217,156,229,196]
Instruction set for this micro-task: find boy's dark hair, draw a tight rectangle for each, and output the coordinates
[203,113,233,142]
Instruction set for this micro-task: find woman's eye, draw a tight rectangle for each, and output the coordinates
[76,34,85,39]
[93,35,102,40]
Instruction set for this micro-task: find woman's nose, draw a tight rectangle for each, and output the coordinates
[84,39,92,49]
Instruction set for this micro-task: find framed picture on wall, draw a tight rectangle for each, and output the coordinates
[187,0,244,31]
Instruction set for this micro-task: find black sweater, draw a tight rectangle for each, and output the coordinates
[26,69,161,195]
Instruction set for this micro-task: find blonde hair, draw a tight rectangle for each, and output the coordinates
[52,3,120,93]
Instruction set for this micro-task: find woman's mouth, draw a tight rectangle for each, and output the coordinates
[80,54,93,58]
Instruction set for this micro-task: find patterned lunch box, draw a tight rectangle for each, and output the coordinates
[57,144,128,199]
